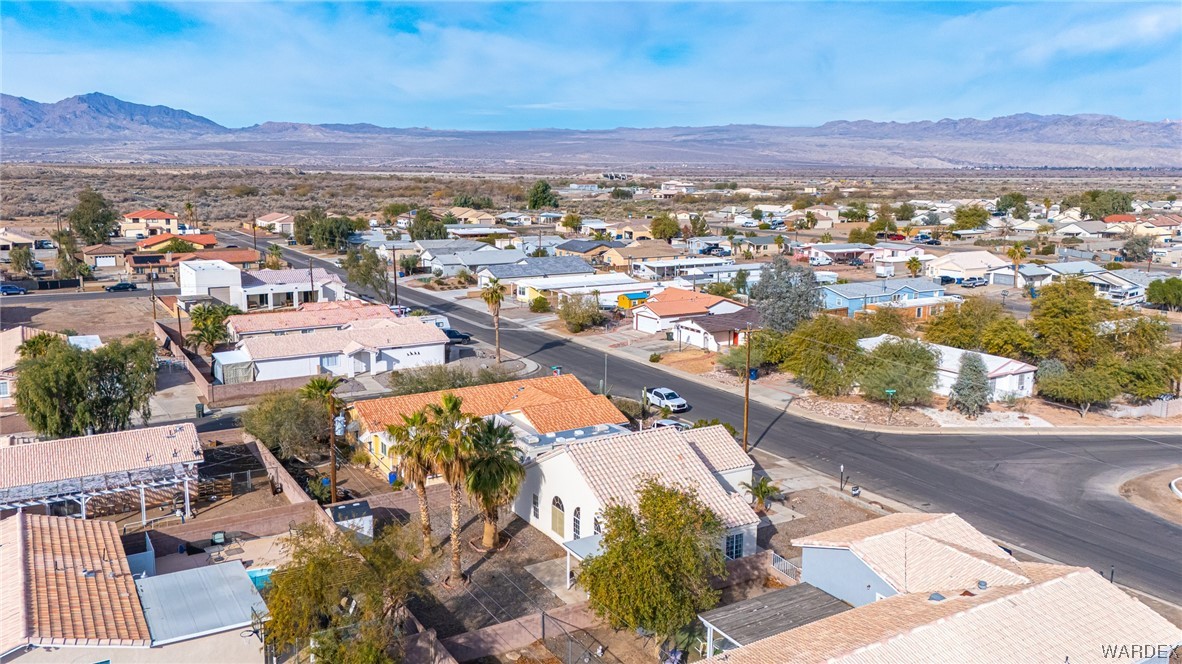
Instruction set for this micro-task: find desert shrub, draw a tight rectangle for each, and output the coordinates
[649,353,663,363]
[351,449,371,466]
[529,296,551,313]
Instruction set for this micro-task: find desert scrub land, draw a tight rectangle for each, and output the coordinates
[2,164,1177,231]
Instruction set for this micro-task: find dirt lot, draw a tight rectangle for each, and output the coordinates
[3,292,158,339]
[1119,465,1182,526]
[657,348,717,375]
[1011,398,1182,428]
[757,487,886,560]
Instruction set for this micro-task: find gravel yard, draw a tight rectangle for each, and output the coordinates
[792,395,937,428]
[757,487,887,560]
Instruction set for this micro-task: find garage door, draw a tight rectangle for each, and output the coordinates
[992,272,1014,286]
[95,256,116,267]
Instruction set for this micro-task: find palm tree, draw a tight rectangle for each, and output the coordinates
[740,476,781,514]
[905,256,923,278]
[185,324,227,358]
[266,244,284,269]
[300,376,346,503]
[464,419,524,550]
[387,410,436,557]
[481,278,506,363]
[17,333,66,359]
[1007,242,1025,288]
[184,201,196,228]
[426,393,475,585]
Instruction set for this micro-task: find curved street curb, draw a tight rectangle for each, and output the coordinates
[1171,477,1182,501]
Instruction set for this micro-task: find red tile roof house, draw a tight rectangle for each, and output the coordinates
[135,233,218,252]
[119,209,181,237]
[224,301,396,342]
[0,513,269,663]
[125,248,262,277]
[630,287,746,335]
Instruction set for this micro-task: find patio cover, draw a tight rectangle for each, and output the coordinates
[697,583,850,650]
[135,561,267,646]
[561,534,604,589]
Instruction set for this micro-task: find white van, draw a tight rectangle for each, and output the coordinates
[809,255,833,267]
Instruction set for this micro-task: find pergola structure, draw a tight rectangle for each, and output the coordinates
[697,583,850,656]
[561,534,603,589]
[0,424,204,525]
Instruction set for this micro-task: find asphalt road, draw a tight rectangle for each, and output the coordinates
[220,231,1182,603]
[1,285,179,305]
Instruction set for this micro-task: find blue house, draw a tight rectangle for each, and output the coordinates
[819,277,944,316]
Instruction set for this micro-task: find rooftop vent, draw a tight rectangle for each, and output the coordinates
[928,593,945,602]
[977,580,988,591]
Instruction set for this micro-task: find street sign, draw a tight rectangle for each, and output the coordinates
[884,389,897,395]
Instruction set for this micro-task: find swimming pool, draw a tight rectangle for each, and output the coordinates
[247,567,274,591]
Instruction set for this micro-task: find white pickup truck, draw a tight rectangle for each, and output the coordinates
[645,387,689,412]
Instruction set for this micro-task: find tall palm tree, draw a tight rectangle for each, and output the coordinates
[387,410,436,557]
[266,244,284,269]
[1007,242,1025,288]
[17,333,66,359]
[185,324,227,359]
[464,419,523,549]
[905,256,923,278]
[480,278,506,363]
[426,393,475,585]
[300,376,346,503]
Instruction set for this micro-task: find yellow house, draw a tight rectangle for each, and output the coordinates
[618,223,653,241]
[617,292,649,310]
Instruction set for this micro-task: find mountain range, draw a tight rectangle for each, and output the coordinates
[3,92,1179,170]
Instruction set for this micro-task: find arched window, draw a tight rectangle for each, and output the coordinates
[551,497,565,538]
[593,517,602,536]
[572,508,581,540]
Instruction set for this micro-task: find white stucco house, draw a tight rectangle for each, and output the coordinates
[512,425,760,586]
[178,261,347,310]
[211,318,447,384]
[858,334,1036,400]
[924,251,1008,281]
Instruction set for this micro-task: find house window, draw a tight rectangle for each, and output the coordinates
[593,517,602,536]
[551,497,565,538]
[0,381,8,398]
[320,355,339,368]
[572,508,581,540]
[531,494,539,519]
[724,533,744,560]
[915,307,923,319]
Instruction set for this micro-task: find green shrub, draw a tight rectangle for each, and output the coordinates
[529,296,552,313]
[1037,244,1056,255]
[351,449,371,466]
[649,353,663,363]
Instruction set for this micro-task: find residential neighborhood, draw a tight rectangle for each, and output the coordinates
[3,6,1182,656]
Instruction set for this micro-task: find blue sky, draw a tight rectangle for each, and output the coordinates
[2,2,1180,130]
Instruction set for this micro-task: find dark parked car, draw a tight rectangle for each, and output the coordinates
[0,284,28,295]
[925,239,942,245]
[874,232,887,239]
[442,328,472,344]
[849,258,866,267]
[105,282,138,292]
[938,276,957,286]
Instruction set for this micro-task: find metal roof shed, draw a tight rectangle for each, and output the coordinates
[135,561,267,646]
[697,583,850,655]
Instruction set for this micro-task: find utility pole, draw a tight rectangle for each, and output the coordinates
[252,211,258,252]
[307,258,315,305]
[742,323,752,453]
[149,275,157,321]
[328,402,341,503]
[640,386,646,430]
[389,256,399,307]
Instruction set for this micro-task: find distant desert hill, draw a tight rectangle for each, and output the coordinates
[3,92,1179,170]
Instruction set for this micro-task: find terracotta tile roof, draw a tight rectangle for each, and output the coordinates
[1104,214,1137,223]
[517,396,629,434]
[721,564,1182,664]
[638,287,738,317]
[226,302,394,335]
[0,513,151,652]
[136,233,217,249]
[795,513,1028,594]
[681,425,753,473]
[0,326,65,373]
[124,209,177,220]
[299,300,372,311]
[0,423,202,490]
[352,375,619,434]
[561,427,759,529]
[235,318,446,360]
